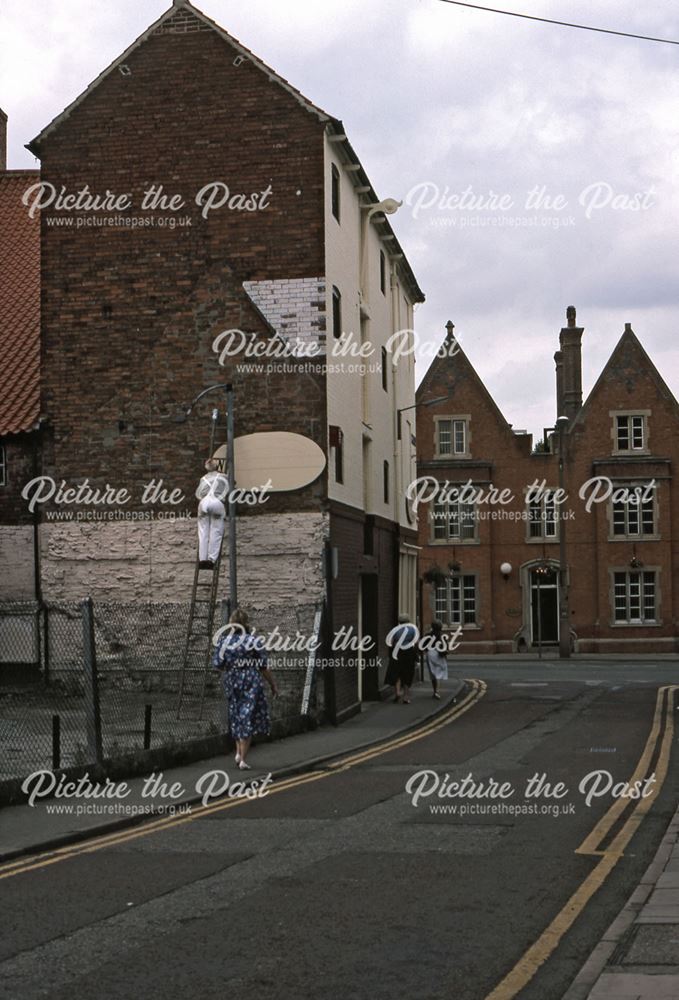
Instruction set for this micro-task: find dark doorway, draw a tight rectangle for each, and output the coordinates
[361,573,380,699]
[530,568,559,645]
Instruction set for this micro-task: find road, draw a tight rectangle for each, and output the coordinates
[1,668,678,1000]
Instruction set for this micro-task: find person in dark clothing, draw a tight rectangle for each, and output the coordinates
[385,614,419,703]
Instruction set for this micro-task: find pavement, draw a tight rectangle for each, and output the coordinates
[564,804,679,1000]
[0,675,466,863]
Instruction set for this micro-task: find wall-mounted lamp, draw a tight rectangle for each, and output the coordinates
[366,198,403,220]
[500,562,512,580]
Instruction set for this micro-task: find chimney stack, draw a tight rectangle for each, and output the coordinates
[558,305,584,421]
[554,349,564,421]
[0,109,7,171]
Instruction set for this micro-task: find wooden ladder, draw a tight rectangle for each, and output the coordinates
[176,551,224,719]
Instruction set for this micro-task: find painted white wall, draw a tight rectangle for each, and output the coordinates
[37,514,328,606]
[323,133,417,530]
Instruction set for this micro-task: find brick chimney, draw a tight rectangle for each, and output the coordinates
[554,348,564,421]
[0,108,7,171]
[558,305,583,421]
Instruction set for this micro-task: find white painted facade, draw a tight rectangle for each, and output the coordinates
[323,132,418,531]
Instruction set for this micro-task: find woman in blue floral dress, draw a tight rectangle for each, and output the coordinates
[213,608,278,770]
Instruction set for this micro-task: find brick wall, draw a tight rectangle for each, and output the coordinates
[38,511,328,606]
[36,12,328,510]
[0,433,39,524]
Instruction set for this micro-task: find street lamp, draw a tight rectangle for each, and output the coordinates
[186,383,237,612]
[397,395,448,438]
[556,414,570,658]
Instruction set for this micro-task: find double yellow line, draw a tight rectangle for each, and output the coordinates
[484,684,678,1000]
[0,679,486,883]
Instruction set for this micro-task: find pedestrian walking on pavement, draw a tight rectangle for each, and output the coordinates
[213,608,279,770]
[385,614,419,704]
[425,619,448,699]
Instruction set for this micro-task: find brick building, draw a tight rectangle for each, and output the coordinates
[416,310,679,655]
[0,109,41,602]
[0,0,424,718]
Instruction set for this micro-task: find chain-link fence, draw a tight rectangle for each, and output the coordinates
[0,599,325,790]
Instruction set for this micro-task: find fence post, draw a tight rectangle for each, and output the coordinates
[52,715,61,770]
[143,704,152,751]
[81,597,103,764]
[43,603,50,683]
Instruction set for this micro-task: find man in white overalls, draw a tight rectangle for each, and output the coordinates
[196,459,230,568]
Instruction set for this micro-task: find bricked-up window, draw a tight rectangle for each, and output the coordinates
[0,444,6,486]
[613,570,657,624]
[436,418,468,457]
[528,491,558,539]
[435,575,477,626]
[332,286,342,339]
[380,251,386,295]
[383,460,390,504]
[432,500,476,541]
[331,164,340,222]
[381,347,388,391]
[616,414,645,451]
[612,487,655,538]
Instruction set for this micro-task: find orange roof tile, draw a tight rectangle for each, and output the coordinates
[0,170,40,436]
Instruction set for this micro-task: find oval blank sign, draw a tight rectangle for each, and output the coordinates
[214,432,326,492]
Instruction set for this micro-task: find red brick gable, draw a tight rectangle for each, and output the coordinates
[27,0,330,156]
[416,326,512,433]
[572,325,679,430]
[0,170,40,435]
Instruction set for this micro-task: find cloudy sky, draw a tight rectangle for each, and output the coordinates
[2,0,678,439]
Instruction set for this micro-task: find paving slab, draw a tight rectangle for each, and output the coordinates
[589,971,679,998]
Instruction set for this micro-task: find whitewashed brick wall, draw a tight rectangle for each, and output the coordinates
[243,277,327,352]
[37,512,328,606]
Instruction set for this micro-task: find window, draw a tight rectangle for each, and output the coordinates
[528,490,558,540]
[380,250,386,295]
[0,444,6,487]
[383,460,390,504]
[381,347,388,392]
[330,425,344,484]
[331,164,340,222]
[432,499,477,542]
[615,414,646,452]
[613,570,657,624]
[435,575,477,626]
[332,286,342,339]
[612,487,655,538]
[334,437,344,484]
[436,417,469,457]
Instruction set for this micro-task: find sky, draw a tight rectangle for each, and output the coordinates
[2,0,678,440]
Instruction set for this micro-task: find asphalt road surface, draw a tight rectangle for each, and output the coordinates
[2,668,678,1000]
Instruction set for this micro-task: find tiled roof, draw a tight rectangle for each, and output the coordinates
[0,170,40,436]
